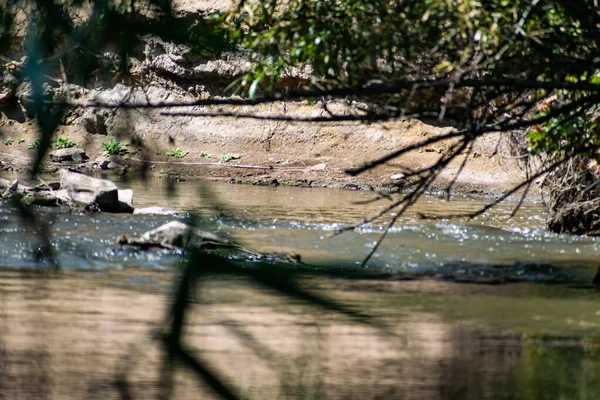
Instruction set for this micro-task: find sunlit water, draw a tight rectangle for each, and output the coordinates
[0,178,598,282]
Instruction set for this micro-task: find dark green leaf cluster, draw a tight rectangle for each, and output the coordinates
[227,1,597,89]
[101,138,128,155]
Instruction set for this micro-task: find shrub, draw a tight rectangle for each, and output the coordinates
[27,139,40,149]
[219,153,234,163]
[101,139,128,155]
[167,148,189,158]
[54,137,76,149]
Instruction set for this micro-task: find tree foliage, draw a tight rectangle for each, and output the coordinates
[226,0,600,162]
[2,0,599,165]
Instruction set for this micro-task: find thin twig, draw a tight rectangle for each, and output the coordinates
[346,130,467,176]
[419,156,568,220]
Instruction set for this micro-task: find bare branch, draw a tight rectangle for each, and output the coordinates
[418,156,568,220]
[346,130,466,176]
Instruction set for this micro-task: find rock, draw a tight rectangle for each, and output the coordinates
[59,169,120,212]
[593,266,600,286]
[71,152,84,163]
[107,161,124,170]
[0,85,15,104]
[0,178,29,197]
[142,37,250,80]
[107,161,126,175]
[118,189,133,207]
[0,72,18,105]
[391,173,405,181]
[49,148,87,162]
[1,179,19,198]
[547,197,600,236]
[140,221,192,248]
[133,206,178,215]
[91,83,132,105]
[308,163,327,171]
[15,82,36,118]
[31,182,61,191]
[117,189,134,213]
[82,108,109,135]
[0,178,16,191]
[116,221,303,265]
[22,190,69,207]
[93,156,110,170]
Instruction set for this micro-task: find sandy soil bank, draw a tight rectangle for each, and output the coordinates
[0,106,534,199]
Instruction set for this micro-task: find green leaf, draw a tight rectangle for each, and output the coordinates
[248,78,260,99]
[435,60,454,73]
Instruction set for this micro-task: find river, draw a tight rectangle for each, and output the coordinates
[1,178,600,399]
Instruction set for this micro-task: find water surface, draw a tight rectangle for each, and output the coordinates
[1,178,598,282]
[1,177,600,399]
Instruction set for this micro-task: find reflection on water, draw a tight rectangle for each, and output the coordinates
[1,270,600,399]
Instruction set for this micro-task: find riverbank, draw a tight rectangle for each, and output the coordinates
[0,107,535,199]
[0,0,536,200]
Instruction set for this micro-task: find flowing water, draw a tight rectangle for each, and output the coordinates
[1,178,598,280]
[1,177,600,399]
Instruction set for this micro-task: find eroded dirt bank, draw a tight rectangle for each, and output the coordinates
[0,102,533,197]
[0,1,535,199]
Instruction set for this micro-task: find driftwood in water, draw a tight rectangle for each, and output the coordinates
[116,221,236,250]
[116,221,303,265]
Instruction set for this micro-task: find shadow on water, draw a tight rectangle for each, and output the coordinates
[2,267,600,399]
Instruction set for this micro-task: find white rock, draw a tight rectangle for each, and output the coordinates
[308,163,327,171]
[118,189,134,213]
[49,148,86,162]
[59,169,119,212]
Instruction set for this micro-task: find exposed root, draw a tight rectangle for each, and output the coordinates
[541,155,600,212]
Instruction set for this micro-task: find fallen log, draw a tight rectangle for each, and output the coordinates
[116,221,303,265]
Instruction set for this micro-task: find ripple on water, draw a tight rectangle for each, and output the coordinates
[0,182,598,283]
